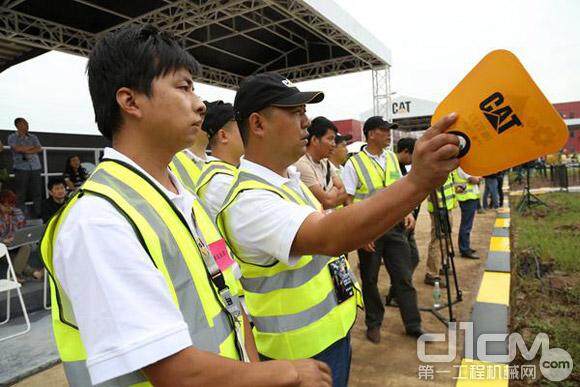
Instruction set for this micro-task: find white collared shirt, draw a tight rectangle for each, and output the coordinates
[54,148,199,385]
[183,148,207,168]
[198,155,236,221]
[342,146,389,196]
[221,159,317,266]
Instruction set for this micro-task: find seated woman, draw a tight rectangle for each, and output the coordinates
[0,190,42,282]
[63,155,89,193]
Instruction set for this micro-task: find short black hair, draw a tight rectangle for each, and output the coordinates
[238,118,250,146]
[396,137,416,154]
[14,117,26,126]
[87,24,200,140]
[307,116,337,144]
[48,176,66,191]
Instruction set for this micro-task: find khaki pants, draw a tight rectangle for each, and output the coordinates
[11,244,33,275]
[426,212,453,278]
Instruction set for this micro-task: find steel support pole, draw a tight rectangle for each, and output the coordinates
[371,65,392,144]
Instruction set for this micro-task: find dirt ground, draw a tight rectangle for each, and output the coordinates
[15,204,497,387]
[348,205,496,387]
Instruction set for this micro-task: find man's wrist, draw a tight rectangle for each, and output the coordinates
[262,360,299,387]
[403,171,431,199]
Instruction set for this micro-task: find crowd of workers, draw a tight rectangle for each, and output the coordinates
[1,25,513,386]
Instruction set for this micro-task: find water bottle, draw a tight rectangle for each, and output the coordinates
[433,280,442,308]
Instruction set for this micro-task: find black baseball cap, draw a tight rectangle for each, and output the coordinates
[234,72,324,123]
[335,132,353,144]
[363,116,398,136]
[202,100,235,138]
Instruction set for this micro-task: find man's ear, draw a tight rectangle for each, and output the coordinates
[116,87,143,120]
[248,112,267,140]
[218,128,229,144]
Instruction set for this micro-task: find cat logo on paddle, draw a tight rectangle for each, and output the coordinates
[479,92,523,134]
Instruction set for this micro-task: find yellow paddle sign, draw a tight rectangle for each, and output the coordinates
[431,50,569,176]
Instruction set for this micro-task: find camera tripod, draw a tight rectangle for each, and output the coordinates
[517,166,546,212]
[419,187,463,326]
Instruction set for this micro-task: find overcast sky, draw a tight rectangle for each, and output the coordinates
[1,0,578,135]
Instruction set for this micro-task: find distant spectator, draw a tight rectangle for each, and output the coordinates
[7,118,43,218]
[328,131,352,178]
[42,177,67,223]
[63,155,88,193]
[496,170,505,208]
[0,190,41,282]
[483,173,499,209]
[294,116,348,210]
[0,139,12,190]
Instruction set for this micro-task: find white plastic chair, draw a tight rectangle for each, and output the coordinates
[0,243,31,341]
[25,218,44,227]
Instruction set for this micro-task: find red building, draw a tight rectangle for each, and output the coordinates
[554,101,580,119]
[332,119,362,142]
[554,101,580,153]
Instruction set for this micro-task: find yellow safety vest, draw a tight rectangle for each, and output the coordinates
[169,150,204,192]
[194,159,245,298]
[348,148,402,202]
[452,170,479,201]
[41,160,243,386]
[217,171,362,360]
[195,159,237,199]
[427,174,457,212]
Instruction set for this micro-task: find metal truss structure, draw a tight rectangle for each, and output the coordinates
[0,0,391,93]
[371,66,391,121]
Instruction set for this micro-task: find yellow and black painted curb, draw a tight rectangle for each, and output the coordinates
[456,192,511,386]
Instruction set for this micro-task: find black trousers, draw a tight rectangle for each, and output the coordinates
[406,230,420,272]
[14,169,42,218]
[357,224,421,332]
[496,174,504,207]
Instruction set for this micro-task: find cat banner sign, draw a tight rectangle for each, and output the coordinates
[432,50,569,176]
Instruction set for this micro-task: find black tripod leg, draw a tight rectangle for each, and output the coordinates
[448,248,462,301]
[440,236,455,322]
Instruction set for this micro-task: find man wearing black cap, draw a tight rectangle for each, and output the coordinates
[294,116,348,210]
[328,132,352,177]
[342,116,425,343]
[195,100,244,220]
[217,72,460,386]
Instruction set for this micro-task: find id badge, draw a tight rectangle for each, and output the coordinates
[208,239,235,271]
[328,255,354,304]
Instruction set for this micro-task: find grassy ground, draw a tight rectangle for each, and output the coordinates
[511,192,580,386]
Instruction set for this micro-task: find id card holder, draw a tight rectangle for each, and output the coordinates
[328,255,354,304]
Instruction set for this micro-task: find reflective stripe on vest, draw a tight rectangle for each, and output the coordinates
[41,160,241,386]
[452,170,479,201]
[350,149,401,202]
[169,151,203,192]
[217,170,361,360]
[195,160,237,198]
[428,174,457,211]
